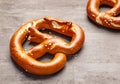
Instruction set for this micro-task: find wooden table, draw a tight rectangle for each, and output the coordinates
[0,0,120,84]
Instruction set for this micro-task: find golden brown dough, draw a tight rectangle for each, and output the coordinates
[87,0,120,29]
[10,17,85,75]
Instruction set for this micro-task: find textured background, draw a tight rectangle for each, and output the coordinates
[0,0,120,84]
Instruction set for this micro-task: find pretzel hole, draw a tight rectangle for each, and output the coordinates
[99,5,112,12]
[37,53,54,62]
[23,39,37,50]
[40,28,71,43]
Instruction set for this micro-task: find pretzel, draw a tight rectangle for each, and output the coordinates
[10,17,85,75]
[87,0,120,29]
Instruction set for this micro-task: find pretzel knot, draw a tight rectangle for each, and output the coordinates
[87,0,120,29]
[10,17,85,75]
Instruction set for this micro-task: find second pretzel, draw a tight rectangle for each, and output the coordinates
[87,0,120,29]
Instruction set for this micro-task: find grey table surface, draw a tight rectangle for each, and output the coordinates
[1,0,120,84]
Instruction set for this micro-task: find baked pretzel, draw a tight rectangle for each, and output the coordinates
[87,0,120,29]
[10,17,85,75]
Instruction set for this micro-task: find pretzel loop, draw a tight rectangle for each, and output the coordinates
[10,17,85,75]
